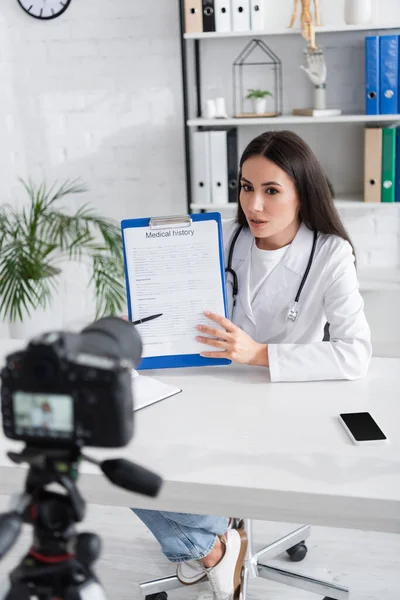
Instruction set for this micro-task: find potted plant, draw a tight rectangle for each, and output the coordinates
[0,179,126,339]
[246,89,273,115]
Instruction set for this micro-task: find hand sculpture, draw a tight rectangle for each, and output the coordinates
[300,46,327,87]
[300,46,328,110]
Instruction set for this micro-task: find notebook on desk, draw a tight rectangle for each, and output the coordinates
[131,370,182,412]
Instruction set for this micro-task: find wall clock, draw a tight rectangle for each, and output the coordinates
[17,0,72,20]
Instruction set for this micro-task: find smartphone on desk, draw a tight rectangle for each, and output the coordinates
[339,412,388,445]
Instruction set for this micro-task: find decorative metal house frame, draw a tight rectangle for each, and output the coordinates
[233,39,283,117]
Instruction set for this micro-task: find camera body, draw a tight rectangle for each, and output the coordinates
[0,317,142,449]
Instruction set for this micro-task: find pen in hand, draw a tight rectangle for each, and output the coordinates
[132,313,163,326]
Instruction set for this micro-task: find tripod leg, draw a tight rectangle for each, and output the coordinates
[1,583,30,600]
[64,580,109,600]
[77,533,102,567]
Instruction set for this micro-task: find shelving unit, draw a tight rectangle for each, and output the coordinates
[190,196,397,212]
[184,22,398,40]
[188,114,400,127]
[178,1,400,212]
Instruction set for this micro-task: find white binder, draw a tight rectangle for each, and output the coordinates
[232,0,250,31]
[192,131,211,205]
[210,131,229,205]
[250,0,264,30]
[215,0,232,32]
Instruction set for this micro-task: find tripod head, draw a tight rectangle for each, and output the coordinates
[0,445,162,599]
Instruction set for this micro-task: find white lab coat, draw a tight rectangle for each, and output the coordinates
[222,219,372,382]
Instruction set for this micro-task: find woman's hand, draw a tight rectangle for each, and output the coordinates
[196,311,269,367]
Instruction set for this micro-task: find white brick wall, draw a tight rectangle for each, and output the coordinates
[0,0,185,219]
[0,0,186,331]
[337,205,400,269]
[0,0,399,337]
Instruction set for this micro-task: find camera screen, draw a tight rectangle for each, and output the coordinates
[13,392,73,439]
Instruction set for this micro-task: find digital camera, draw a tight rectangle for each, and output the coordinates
[0,317,142,449]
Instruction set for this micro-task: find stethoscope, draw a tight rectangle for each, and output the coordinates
[225,226,318,322]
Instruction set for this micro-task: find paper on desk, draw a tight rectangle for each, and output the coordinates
[131,370,181,411]
[123,219,226,358]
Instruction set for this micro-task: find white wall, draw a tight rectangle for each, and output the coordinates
[0,0,186,330]
[1,0,400,341]
[0,0,185,220]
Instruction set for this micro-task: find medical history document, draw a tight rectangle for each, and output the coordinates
[122,218,227,359]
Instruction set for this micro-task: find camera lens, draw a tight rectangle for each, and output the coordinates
[80,317,143,367]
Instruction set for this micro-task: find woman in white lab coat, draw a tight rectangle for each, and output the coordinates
[195,130,372,381]
[132,130,372,600]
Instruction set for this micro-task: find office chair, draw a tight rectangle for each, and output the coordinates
[138,519,349,600]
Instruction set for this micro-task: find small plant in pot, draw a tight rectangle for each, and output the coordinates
[0,179,126,339]
[246,89,273,115]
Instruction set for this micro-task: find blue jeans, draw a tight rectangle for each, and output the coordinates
[132,509,229,563]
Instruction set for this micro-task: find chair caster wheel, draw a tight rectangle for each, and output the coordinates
[145,593,168,600]
[287,541,308,562]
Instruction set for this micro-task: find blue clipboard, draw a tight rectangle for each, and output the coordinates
[121,212,231,370]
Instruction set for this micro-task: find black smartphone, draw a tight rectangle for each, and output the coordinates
[339,412,387,445]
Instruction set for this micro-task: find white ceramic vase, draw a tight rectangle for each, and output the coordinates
[253,97,267,114]
[344,0,373,25]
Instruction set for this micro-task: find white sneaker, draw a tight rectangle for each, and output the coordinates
[205,527,248,600]
[177,559,207,585]
[195,593,214,600]
[176,519,237,586]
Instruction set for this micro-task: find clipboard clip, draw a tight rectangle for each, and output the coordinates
[150,215,192,230]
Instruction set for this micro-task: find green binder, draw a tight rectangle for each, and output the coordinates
[381,128,396,202]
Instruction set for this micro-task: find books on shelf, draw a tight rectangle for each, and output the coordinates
[292,108,342,117]
[184,0,265,34]
[364,126,400,202]
[365,35,400,115]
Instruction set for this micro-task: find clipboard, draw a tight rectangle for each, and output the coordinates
[121,212,231,370]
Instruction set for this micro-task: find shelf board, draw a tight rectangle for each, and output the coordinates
[184,23,400,40]
[188,114,400,127]
[359,268,400,292]
[190,198,400,210]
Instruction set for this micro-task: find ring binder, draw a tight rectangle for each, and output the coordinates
[149,215,192,230]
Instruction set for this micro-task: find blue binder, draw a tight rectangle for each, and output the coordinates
[396,128,400,202]
[379,35,399,115]
[121,212,231,370]
[365,36,380,115]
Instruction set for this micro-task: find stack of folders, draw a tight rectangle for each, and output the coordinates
[184,0,265,34]
[192,128,238,205]
[364,127,400,203]
[365,35,400,115]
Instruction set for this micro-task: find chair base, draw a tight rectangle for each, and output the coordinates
[139,521,349,600]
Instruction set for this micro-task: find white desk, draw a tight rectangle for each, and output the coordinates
[0,340,399,534]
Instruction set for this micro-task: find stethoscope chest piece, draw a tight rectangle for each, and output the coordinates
[287,303,299,322]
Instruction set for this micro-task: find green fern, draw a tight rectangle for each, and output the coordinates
[0,179,125,322]
[246,89,273,100]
